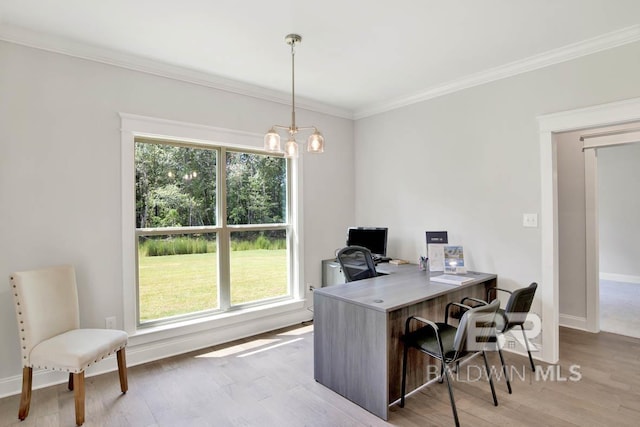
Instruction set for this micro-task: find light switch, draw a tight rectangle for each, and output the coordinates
[523,213,538,228]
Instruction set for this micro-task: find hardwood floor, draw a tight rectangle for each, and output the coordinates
[1,324,639,426]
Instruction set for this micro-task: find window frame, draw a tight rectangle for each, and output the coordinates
[121,114,305,336]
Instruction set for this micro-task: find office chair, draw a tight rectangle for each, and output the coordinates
[336,245,378,282]
[10,264,129,426]
[400,299,500,427]
[462,282,538,372]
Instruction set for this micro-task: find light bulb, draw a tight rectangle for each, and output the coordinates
[307,130,325,153]
[284,138,299,158]
[264,128,281,152]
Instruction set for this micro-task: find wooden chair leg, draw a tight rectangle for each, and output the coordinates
[68,372,74,390]
[117,348,128,393]
[18,367,32,420]
[73,372,85,426]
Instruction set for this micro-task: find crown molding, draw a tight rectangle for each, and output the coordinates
[2,23,639,122]
[0,23,353,120]
[354,24,640,119]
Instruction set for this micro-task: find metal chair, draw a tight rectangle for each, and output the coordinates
[463,282,538,372]
[336,245,377,282]
[10,264,128,426]
[400,299,500,427]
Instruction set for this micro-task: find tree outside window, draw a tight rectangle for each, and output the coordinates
[135,141,290,325]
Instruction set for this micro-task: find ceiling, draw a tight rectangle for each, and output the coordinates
[1,0,639,118]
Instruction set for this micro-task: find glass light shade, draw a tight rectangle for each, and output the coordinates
[264,128,281,152]
[284,137,299,158]
[307,130,324,153]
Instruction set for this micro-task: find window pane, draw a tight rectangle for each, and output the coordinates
[136,142,217,227]
[226,152,286,225]
[230,230,288,305]
[138,233,218,323]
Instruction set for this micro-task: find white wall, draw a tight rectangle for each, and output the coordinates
[0,41,354,390]
[354,41,640,325]
[599,142,640,280]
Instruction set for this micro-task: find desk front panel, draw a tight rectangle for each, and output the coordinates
[314,292,388,419]
[387,278,496,403]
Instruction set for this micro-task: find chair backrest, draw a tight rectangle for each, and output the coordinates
[504,282,538,327]
[336,246,377,282]
[10,265,80,366]
[454,299,500,354]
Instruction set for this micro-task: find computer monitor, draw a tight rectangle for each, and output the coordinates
[346,227,388,258]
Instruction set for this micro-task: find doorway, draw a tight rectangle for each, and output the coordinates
[538,96,640,364]
[597,142,640,338]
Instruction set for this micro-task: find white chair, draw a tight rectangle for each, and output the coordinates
[10,264,128,426]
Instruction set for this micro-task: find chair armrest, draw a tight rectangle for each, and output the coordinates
[445,302,472,324]
[487,287,512,302]
[460,297,488,306]
[403,316,446,361]
[404,315,439,335]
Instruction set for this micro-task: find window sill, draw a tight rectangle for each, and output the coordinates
[127,298,309,347]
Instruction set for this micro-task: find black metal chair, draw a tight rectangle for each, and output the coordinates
[400,299,500,427]
[462,282,538,372]
[336,245,377,282]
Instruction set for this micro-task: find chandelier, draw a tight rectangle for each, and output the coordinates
[264,34,324,158]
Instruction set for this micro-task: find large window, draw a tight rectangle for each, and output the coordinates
[135,140,290,326]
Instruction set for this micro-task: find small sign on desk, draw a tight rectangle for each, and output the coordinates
[426,231,448,272]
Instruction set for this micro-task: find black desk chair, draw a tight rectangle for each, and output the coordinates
[400,299,500,427]
[462,282,538,372]
[336,246,377,282]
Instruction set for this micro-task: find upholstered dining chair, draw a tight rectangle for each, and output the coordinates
[10,264,129,426]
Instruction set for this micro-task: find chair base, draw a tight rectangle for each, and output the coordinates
[18,348,128,426]
[400,351,498,427]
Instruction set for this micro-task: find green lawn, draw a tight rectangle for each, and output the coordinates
[138,249,287,323]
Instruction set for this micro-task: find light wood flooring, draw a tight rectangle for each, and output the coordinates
[1,324,639,426]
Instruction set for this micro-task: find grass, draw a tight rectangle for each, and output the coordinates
[138,249,287,323]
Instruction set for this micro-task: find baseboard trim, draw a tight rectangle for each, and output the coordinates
[600,272,640,284]
[0,308,312,399]
[559,313,589,331]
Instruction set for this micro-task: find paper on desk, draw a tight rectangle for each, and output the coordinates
[428,244,445,271]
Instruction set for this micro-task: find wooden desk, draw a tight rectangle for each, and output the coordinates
[313,265,496,420]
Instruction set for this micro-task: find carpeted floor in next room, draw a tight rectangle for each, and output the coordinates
[600,279,640,339]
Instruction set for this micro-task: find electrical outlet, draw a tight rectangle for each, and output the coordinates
[523,213,538,228]
[105,316,117,329]
[307,283,315,292]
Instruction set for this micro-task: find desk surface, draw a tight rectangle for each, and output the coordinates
[314,264,496,313]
